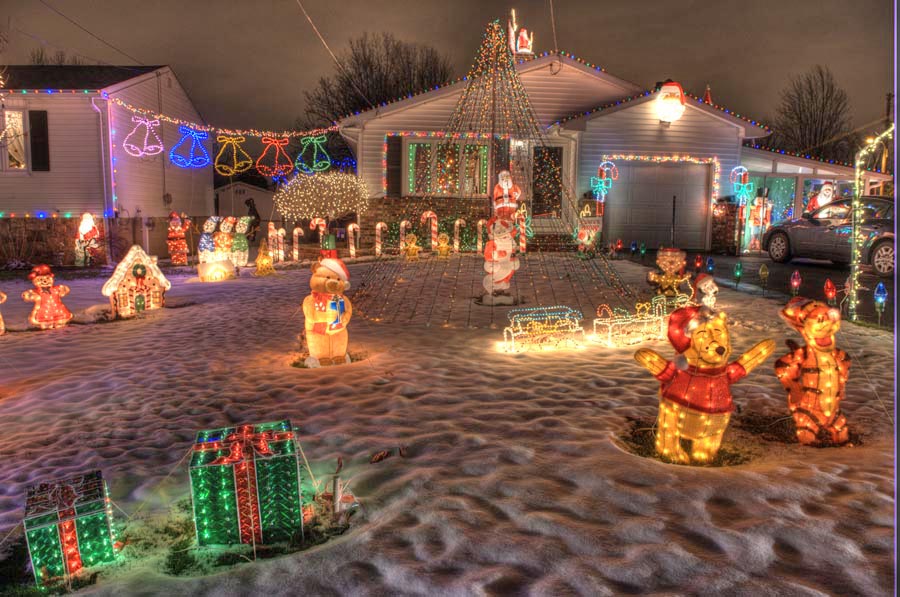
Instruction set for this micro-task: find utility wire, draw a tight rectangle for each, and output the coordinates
[292,0,377,113]
[12,26,146,73]
[37,0,143,65]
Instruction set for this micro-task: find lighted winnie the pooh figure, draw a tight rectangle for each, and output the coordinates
[647,247,691,297]
[635,306,775,464]
[302,258,353,368]
[775,298,851,445]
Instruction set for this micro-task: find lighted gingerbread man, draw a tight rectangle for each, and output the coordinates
[647,248,692,297]
[401,233,421,262]
[775,298,851,445]
[435,233,452,258]
[22,264,74,330]
[635,306,775,464]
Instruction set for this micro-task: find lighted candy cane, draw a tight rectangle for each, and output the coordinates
[516,212,527,253]
[256,137,293,178]
[730,166,754,203]
[347,223,360,259]
[292,226,304,261]
[589,161,618,216]
[476,219,486,253]
[267,222,279,263]
[453,218,466,253]
[374,222,387,257]
[277,228,286,262]
[123,115,163,157]
[421,210,438,250]
[399,220,412,247]
[310,218,327,245]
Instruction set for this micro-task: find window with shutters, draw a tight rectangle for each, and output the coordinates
[402,138,489,198]
[1,110,28,172]
[28,111,50,171]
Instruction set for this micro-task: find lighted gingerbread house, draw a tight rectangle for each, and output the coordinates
[101,245,171,318]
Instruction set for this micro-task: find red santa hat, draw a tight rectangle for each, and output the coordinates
[694,273,716,293]
[667,305,702,353]
[318,258,349,282]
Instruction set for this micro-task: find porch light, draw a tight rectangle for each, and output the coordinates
[656,81,686,126]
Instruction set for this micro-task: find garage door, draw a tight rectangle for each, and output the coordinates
[602,163,710,250]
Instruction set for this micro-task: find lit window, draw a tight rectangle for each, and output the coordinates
[2,111,27,170]
[405,140,488,197]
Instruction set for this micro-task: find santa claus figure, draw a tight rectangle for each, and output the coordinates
[806,182,835,213]
[693,273,719,311]
[75,212,101,267]
[482,218,520,304]
[492,170,521,220]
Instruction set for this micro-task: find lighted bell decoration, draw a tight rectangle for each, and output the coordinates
[824,278,837,306]
[656,81,686,125]
[790,270,802,296]
[759,264,769,290]
[733,262,743,288]
[706,257,715,274]
[775,298,850,445]
[694,254,703,273]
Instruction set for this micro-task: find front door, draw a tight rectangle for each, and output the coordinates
[532,146,563,218]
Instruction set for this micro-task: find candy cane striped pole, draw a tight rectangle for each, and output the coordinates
[453,218,466,253]
[516,214,526,254]
[399,220,411,247]
[476,219,486,253]
[292,226,304,261]
[347,223,360,259]
[310,218,327,246]
[277,228,286,262]
[421,210,438,250]
[375,222,387,257]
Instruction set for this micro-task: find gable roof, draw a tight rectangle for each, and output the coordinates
[0,65,163,91]
[337,50,643,126]
[552,89,772,139]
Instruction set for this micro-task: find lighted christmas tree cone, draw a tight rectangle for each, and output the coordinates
[23,471,118,586]
[634,307,775,464]
[775,298,851,446]
[189,420,304,546]
[647,248,691,297]
[252,239,276,277]
[22,265,73,330]
[302,258,352,367]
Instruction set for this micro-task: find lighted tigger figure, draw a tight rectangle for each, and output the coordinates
[775,297,851,445]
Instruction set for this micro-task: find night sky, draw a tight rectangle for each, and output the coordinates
[2,0,895,134]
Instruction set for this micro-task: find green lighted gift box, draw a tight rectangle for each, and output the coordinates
[189,420,304,546]
[23,471,117,586]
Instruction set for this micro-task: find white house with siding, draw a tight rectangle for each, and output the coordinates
[0,65,213,228]
[338,51,891,251]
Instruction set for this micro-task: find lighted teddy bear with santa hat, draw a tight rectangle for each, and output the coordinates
[302,258,353,368]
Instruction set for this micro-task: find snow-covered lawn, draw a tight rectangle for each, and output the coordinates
[0,256,893,595]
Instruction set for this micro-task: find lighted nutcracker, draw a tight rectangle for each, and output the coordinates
[166,212,191,265]
[22,264,74,330]
[775,298,851,445]
[492,170,521,220]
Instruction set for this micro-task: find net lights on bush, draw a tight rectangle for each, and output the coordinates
[190,420,304,546]
[603,155,720,206]
[849,123,893,321]
[501,306,586,353]
[274,172,370,221]
[24,471,118,586]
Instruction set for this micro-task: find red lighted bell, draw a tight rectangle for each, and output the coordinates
[824,278,836,305]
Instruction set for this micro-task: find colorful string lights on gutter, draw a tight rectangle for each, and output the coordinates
[743,142,887,173]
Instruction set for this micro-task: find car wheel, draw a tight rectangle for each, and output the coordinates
[767,232,791,263]
[870,240,894,277]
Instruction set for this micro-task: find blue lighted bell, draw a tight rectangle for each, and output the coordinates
[874,282,887,312]
[706,257,714,274]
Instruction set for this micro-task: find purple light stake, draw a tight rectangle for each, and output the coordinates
[874,282,887,327]
[790,270,802,296]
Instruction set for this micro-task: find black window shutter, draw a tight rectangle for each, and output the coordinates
[28,111,50,171]
[385,136,402,197]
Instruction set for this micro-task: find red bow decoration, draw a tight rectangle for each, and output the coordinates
[209,425,288,465]
[255,137,293,178]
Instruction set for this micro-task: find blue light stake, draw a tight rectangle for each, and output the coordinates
[630,241,637,257]
[874,282,887,327]
[706,257,715,274]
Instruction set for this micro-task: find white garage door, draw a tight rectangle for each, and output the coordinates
[602,163,710,250]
